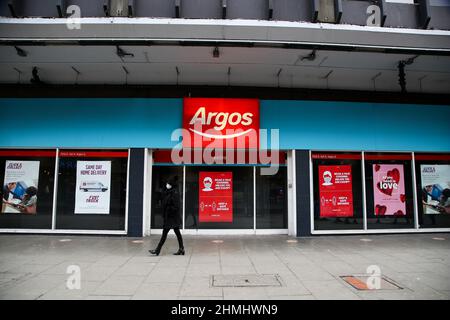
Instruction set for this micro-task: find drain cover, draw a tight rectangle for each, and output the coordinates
[341,275,403,290]
[212,274,282,287]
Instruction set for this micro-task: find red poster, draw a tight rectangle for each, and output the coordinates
[319,165,354,217]
[199,172,233,222]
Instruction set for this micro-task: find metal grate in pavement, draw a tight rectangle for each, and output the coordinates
[211,274,282,287]
[341,275,403,290]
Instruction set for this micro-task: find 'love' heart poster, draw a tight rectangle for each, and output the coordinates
[373,164,406,216]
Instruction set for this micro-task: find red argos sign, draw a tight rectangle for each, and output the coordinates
[182,98,260,149]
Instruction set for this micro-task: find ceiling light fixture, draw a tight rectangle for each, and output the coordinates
[213,46,220,58]
[30,66,44,85]
[14,46,27,57]
[116,46,134,59]
[398,55,418,93]
[301,49,316,62]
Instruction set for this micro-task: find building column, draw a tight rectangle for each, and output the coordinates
[127,148,145,237]
[296,150,312,237]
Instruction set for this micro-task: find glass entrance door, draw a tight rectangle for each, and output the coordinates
[150,160,289,233]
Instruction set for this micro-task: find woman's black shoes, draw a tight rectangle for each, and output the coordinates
[149,248,185,256]
[173,248,185,256]
[149,249,160,256]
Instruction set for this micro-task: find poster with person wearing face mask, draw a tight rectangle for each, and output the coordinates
[199,171,233,222]
[318,165,354,217]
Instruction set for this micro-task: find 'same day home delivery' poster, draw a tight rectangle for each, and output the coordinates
[373,164,406,216]
[75,161,111,214]
[2,160,40,214]
[420,164,450,214]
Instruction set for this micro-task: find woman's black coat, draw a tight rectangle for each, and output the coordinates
[162,187,182,229]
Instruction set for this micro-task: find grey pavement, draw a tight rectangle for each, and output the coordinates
[0,233,449,300]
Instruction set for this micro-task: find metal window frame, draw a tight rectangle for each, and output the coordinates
[362,151,368,230]
[149,153,291,235]
[253,165,257,231]
[412,151,420,229]
[51,148,59,230]
[310,149,450,235]
[0,146,130,235]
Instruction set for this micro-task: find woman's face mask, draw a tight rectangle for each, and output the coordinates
[166,183,172,190]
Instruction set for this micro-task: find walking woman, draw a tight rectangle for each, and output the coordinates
[149,176,184,256]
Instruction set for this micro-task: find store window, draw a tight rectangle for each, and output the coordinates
[312,152,364,231]
[365,153,415,229]
[0,149,56,229]
[256,166,288,229]
[150,165,183,229]
[185,166,254,229]
[415,153,450,229]
[55,150,128,231]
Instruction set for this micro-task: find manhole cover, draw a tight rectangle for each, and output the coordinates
[212,274,282,287]
[341,275,403,290]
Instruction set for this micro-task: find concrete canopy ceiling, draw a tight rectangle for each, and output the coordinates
[0,18,449,93]
[0,45,449,93]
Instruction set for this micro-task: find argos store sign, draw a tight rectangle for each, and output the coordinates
[182,98,259,149]
[171,98,280,175]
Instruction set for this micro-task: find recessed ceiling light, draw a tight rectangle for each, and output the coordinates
[59,239,72,242]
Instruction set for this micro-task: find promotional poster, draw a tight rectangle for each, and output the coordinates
[75,161,111,214]
[420,164,450,214]
[2,160,40,214]
[318,165,354,217]
[199,171,233,222]
[373,164,406,216]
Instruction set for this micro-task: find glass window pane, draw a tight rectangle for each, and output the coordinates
[312,152,364,231]
[150,166,183,229]
[365,153,415,229]
[256,166,287,229]
[0,149,56,229]
[185,166,254,229]
[415,153,450,229]
[55,150,128,230]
